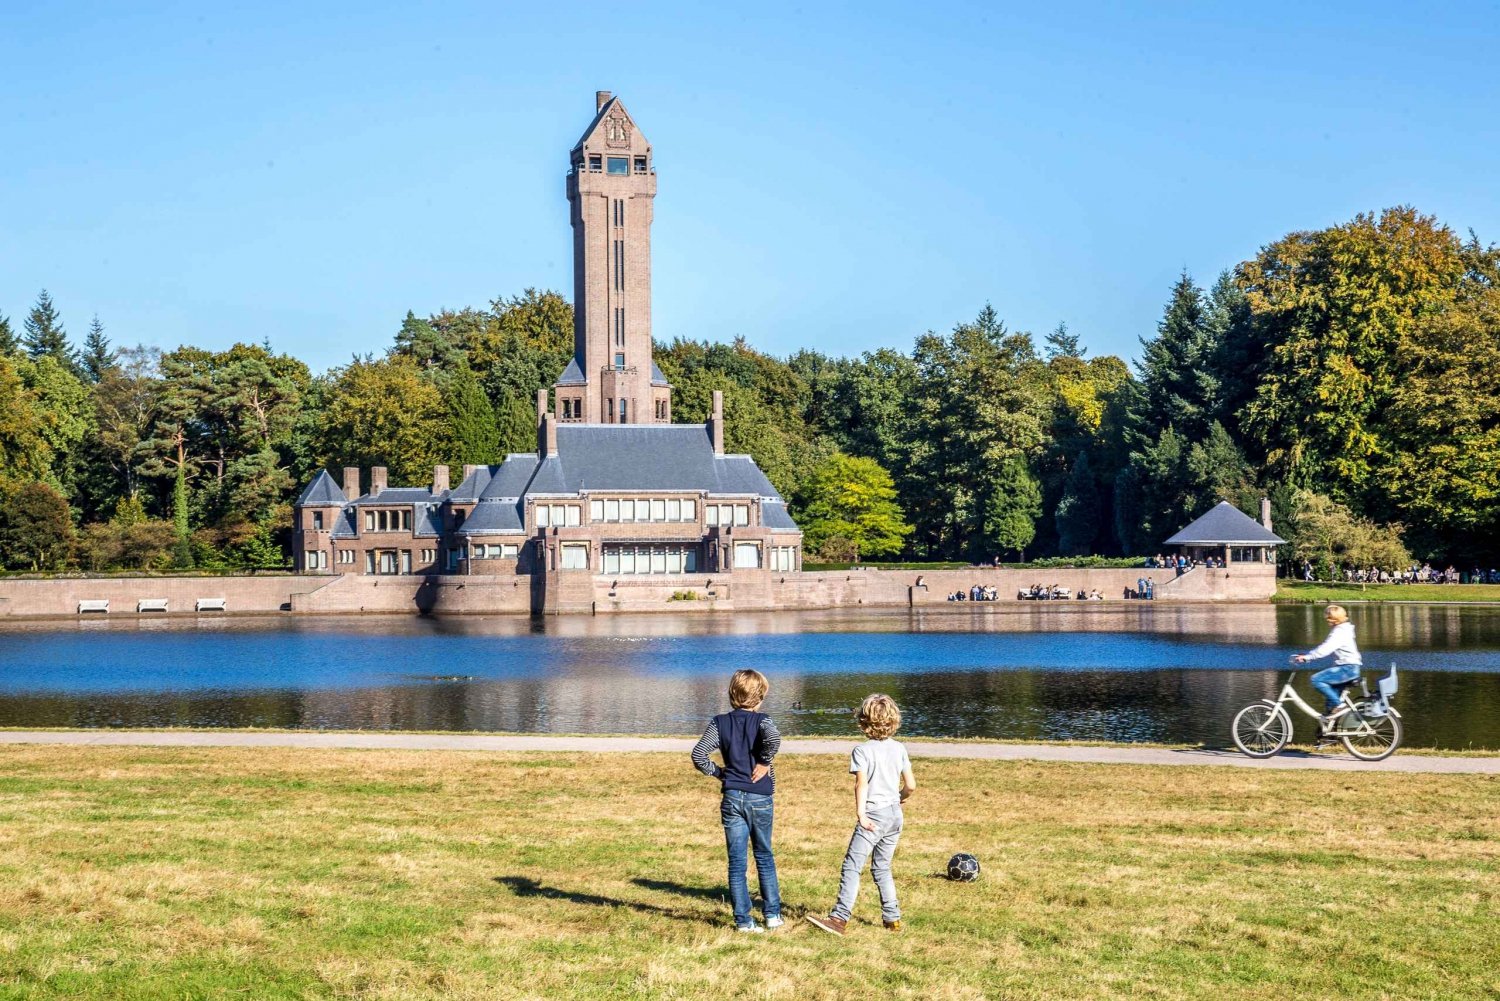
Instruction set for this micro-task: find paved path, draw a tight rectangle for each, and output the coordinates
[1,730,1495,774]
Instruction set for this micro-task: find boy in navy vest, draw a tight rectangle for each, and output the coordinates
[691,669,783,932]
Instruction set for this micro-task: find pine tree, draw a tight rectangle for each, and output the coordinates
[1055,450,1101,555]
[984,455,1043,561]
[172,463,194,568]
[443,365,501,467]
[23,290,76,371]
[81,315,115,382]
[0,313,17,355]
[1135,273,1218,442]
[1044,321,1085,360]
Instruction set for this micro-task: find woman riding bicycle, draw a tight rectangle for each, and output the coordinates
[1292,604,1362,732]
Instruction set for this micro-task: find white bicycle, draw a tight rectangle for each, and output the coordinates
[1232,665,1402,761]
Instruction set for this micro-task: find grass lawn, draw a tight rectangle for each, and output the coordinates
[0,747,1496,1000]
[1275,580,1500,603]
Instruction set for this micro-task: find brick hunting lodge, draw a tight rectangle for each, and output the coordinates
[292,92,804,609]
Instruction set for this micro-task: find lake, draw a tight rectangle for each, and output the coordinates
[2,603,1499,748]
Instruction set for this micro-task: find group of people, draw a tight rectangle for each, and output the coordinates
[947,584,1001,601]
[1302,562,1500,585]
[691,670,914,935]
[1014,584,1107,601]
[1147,553,1223,574]
[1133,577,1157,599]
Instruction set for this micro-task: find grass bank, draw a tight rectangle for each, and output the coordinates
[1,747,1496,999]
[1274,580,1500,603]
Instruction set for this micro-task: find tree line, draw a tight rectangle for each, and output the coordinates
[1,206,1496,574]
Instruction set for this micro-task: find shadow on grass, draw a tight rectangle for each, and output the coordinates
[494,876,706,923]
[630,877,725,902]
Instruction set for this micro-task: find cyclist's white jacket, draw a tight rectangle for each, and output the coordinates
[1305,622,1362,666]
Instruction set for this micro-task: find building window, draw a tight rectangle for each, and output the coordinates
[614,308,624,345]
[606,398,613,422]
[562,399,573,419]
[337,549,354,565]
[735,504,750,526]
[588,154,602,172]
[734,543,761,569]
[502,544,518,559]
[366,551,375,574]
[536,505,548,528]
[614,241,624,291]
[666,498,680,520]
[619,398,628,423]
[364,511,375,532]
[606,156,629,175]
[615,352,625,371]
[604,544,698,575]
[560,543,590,569]
[420,549,435,563]
[655,399,667,420]
[683,499,697,521]
[770,547,796,572]
[650,498,666,521]
[613,198,624,227]
[604,498,619,521]
[454,509,466,528]
[312,511,324,530]
[304,550,326,570]
[633,155,647,174]
[590,499,604,521]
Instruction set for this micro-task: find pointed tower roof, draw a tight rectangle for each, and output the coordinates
[572,93,649,154]
[1164,501,1286,546]
[296,470,347,507]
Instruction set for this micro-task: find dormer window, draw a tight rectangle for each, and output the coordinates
[607,157,629,175]
[588,154,602,172]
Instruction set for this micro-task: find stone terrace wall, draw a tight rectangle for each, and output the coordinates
[288,574,533,615]
[0,575,311,618]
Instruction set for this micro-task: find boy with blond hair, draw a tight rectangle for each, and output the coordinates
[808,693,916,935]
[691,669,783,932]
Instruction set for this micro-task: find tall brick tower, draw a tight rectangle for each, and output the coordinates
[555,91,672,424]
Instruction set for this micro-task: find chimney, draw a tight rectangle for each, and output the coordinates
[1260,496,1273,533]
[596,90,612,111]
[537,387,549,426]
[462,463,477,483]
[432,464,450,495]
[371,466,388,496]
[342,466,360,501]
[709,390,725,456]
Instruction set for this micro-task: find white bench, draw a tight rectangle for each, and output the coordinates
[195,598,227,612]
[137,598,169,613]
[78,600,110,614]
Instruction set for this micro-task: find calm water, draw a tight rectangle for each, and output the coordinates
[2,604,1500,748]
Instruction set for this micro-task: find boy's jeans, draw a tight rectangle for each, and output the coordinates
[1311,663,1361,712]
[721,789,780,927]
[831,804,903,923]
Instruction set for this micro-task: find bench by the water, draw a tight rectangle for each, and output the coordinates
[77,600,109,614]
[195,598,227,613]
[137,598,169,613]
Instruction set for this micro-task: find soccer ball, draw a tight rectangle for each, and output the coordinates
[947,853,981,882]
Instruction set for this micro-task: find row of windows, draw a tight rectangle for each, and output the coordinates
[364,509,412,532]
[768,546,797,572]
[473,543,521,559]
[706,504,751,527]
[612,198,625,227]
[585,155,648,174]
[535,504,582,528]
[561,398,583,419]
[603,545,699,575]
[589,497,699,523]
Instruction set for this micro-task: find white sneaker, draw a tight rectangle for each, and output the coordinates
[765,916,784,931]
[735,923,764,933]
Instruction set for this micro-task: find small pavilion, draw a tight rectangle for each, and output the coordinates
[1164,500,1285,566]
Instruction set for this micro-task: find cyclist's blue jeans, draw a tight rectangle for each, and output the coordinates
[720,789,780,928]
[1311,664,1361,712]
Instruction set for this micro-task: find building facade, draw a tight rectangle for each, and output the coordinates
[291,92,802,602]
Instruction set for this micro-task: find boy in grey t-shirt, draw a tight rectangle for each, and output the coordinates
[807,694,917,935]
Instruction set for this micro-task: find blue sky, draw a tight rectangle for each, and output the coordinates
[3,1,1497,374]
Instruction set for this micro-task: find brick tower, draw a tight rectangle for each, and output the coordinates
[555,91,672,425]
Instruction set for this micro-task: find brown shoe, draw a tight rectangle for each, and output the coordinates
[806,914,847,936]
[883,919,903,932]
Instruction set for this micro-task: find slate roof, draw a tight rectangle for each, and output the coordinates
[329,508,358,540]
[650,361,671,387]
[457,500,526,536]
[478,455,541,501]
[449,466,494,503]
[350,488,438,507]
[762,501,798,530]
[296,470,346,507]
[520,424,783,499]
[1164,501,1286,546]
[556,357,586,386]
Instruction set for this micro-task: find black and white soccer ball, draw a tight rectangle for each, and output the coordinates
[947,852,981,882]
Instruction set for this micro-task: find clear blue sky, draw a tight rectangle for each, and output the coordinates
[4,1,1497,374]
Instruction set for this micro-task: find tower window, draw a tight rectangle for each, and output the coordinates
[634,155,647,173]
[607,157,629,175]
[614,308,624,345]
[614,240,624,290]
[620,398,628,423]
[615,352,625,371]
[588,154,602,172]
[613,199,624,227]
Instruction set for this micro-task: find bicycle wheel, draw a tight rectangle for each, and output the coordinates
[1340,707,1402,761]
[1232,703,1291,758]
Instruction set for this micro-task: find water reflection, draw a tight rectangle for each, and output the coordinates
[1,605,1498,748]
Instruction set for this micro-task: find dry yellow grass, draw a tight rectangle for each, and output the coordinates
[0,745,1495,999]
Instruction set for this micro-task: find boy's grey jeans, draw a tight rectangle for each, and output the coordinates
[831,805,903,922]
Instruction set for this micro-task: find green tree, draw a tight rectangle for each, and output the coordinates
[442,364,501,468]
[81,315,115,383]
[0,355,52,484]
[15,354,94,499]
[0,312,16,355]
[1044,321,1085,360]
[0,481,74,570]
[793,452,911,560]
[22,290,75,372]
[1282,491,1411,574]
[984,455,1042,560]
[319,355,445,485]
[1055,451,1101,555]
